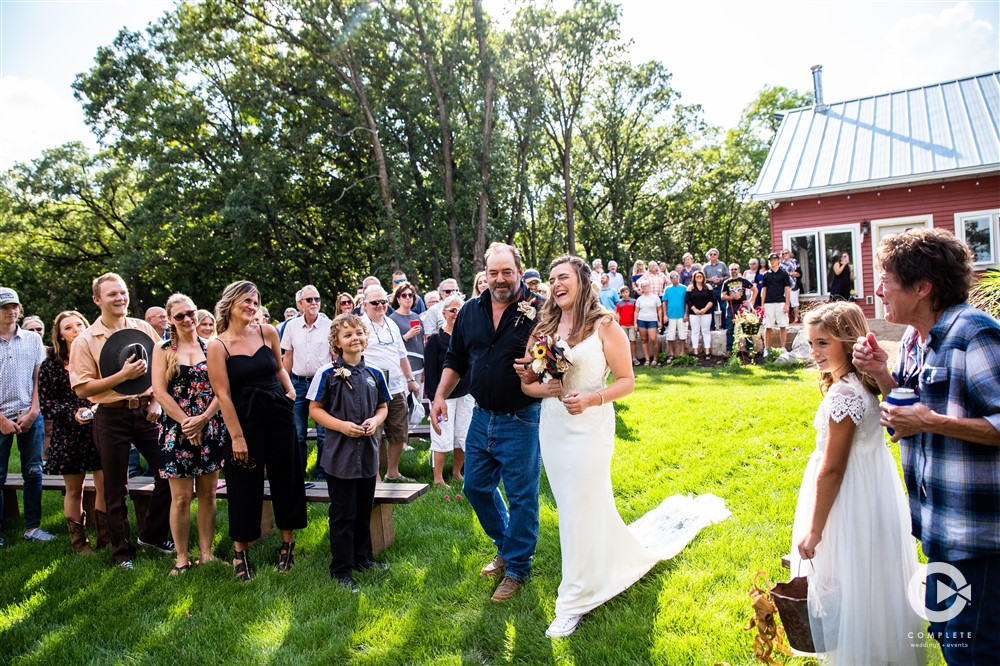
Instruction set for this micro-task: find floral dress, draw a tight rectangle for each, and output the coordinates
[40,355,101,475]
[158,340,226,478]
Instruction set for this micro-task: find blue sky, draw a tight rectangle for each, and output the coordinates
[1,0,998,170]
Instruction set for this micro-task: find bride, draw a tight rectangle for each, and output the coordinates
[521,255,730,638]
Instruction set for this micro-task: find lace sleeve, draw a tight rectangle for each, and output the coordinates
[827,380,866,425]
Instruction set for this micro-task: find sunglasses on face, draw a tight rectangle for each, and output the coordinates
[441,289,457,295]
[339,300,353,307]
[398,293,414,299]
[172,310,197,322]
[393,279,407,284]
[25,327,43,334]
[443,307,460,314]
[302,297,320,303]
[367,299,388,307]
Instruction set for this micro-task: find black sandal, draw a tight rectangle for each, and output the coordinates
[233,550,253,582]
[278,541,295,573]
[168,562,192,577]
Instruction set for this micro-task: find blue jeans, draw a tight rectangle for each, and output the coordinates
[926,555,1000,665]
[462,403,541,582]
[722,300,735,351]
[292,375,325,479]
[0,414,44,531]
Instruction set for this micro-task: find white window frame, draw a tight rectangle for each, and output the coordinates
[954,209,1000,269]
[781,223,864,298]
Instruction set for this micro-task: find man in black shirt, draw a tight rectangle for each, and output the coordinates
[431,242,542,602]
[719,263,758,353]
[760,253,792,350]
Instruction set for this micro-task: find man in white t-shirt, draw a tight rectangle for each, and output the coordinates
[281,284,332,480]
[359,286,421,482]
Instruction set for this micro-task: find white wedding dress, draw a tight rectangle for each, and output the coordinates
[539,326,731,618]
[788,374,925,665]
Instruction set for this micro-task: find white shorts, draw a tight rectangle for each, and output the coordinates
[764,302,789,329]
[790,289,800,308]
[665,318,688,341]
[430,394,475,453]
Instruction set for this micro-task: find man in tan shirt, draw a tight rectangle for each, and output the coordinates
[69,272,173,569]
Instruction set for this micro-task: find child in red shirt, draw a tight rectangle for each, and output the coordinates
[615,286,638,365]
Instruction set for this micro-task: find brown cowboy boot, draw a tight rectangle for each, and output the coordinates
[66,512,93,554]
[93,509,111,550]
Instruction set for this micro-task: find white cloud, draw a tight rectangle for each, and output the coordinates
[0,75,96,171]
[880,2,999,87]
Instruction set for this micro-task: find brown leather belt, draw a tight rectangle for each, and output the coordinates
[100,396,152,410]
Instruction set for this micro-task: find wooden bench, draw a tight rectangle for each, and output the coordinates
[3,474,427,556]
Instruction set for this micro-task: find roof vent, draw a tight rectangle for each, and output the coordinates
[811,65,827,112]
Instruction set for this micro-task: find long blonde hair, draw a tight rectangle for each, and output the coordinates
[163,293,196,383]
[802,301,879,396]
[215,281,258,334]
[534,255,610,347]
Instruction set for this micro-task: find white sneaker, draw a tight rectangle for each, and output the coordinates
[24,527,56,542]
[545,615,582,638]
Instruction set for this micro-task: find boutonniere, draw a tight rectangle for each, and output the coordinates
[333,366,353,389]
[516,297,539,327]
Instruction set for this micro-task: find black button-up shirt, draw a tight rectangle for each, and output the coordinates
[307,356,390,479]
[444,283,542,414]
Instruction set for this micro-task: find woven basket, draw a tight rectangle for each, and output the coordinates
[771,576,821,653]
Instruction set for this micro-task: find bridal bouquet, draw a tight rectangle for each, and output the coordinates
[529,334,573,380]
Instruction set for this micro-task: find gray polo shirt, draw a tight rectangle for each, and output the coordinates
[0,327,45,417]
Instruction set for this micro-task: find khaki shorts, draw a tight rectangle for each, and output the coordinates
[621,325,636,341]
[764,302,789,329]
[378,392,409,445]
[665,319,688,341]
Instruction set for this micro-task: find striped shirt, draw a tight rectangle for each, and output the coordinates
[891,303,1000,560]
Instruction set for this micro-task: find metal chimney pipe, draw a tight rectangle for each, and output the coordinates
[811,65,827,112]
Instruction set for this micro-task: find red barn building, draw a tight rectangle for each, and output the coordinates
[752,69,1000,318]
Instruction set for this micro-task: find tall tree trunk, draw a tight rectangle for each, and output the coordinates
[406,0,460,281]
[563,126,575,253]
[471,0,494,274]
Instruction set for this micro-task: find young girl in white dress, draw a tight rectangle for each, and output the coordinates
[521,255,731,638]
[790,301,925,665]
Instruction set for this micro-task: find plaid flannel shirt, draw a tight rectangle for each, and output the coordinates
[892,303,1000,561]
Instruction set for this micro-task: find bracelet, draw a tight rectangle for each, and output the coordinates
[596,391,605,406]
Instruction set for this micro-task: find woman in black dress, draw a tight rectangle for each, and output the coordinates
[207,281,306,581]
[828,252,854,301]
[40,310,106,553]
[152,293,227,574]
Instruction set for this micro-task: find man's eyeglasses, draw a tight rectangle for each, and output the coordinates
[443,307,460,314]
[367,299,388,307]
[172,310,197,322]
[393,278,407,284]
[440,289,457,295]
[302,297,320,303]
[25,327,43,334]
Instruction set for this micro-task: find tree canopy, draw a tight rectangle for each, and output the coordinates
[1,0,809,323]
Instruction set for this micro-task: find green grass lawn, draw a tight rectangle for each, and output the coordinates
[1,365,943,665]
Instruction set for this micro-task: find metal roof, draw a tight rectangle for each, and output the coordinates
[751,71,1000,201]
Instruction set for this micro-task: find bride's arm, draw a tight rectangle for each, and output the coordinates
[562,318,635,414]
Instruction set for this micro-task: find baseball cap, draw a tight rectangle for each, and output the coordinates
[0,288,20,307]
[767,252,780,260]
[523,269,542,281]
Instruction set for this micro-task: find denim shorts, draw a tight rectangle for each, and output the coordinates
[636,319,658,330]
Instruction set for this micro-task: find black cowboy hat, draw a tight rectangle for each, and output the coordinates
[99,329,154,395]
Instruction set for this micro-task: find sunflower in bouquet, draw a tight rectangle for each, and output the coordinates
[529,334,573,380]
